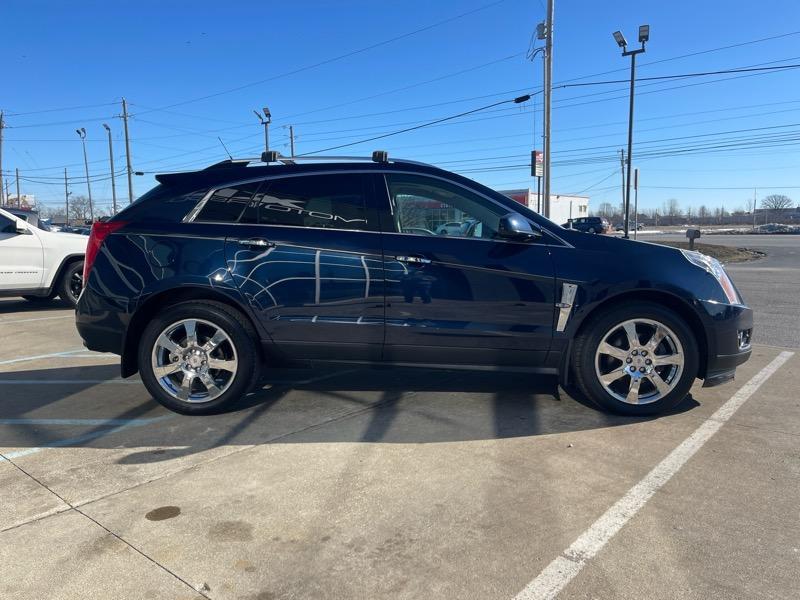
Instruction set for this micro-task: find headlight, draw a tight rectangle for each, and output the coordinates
[681,249,740,304]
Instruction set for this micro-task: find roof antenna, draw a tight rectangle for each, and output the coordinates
[217,137,233,161]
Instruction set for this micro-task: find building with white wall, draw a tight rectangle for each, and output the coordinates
[499,189,589,225]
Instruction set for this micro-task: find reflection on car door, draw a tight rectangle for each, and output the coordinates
[379,173,556,367]
[221,173,385,361]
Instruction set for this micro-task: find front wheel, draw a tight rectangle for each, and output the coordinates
[573,302,699,415]
[138,300,260,415]
[588,227,596,234]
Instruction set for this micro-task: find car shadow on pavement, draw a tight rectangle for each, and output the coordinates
[0,298,72,315]
[0,363,699,461]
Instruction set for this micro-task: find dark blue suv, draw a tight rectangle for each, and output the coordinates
[76,153,753,415]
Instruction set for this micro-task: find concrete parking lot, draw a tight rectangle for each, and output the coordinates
[1,235,798,600]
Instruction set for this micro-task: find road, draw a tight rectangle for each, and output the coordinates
[0,236,798,599]
[649,234,800,349]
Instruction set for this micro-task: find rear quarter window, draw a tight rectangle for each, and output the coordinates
[116,183,209,223]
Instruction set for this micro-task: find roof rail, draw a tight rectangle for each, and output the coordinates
[200,150,433,171]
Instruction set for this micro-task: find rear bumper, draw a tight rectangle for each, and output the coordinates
[699,300,753,386]
[75,287,129,355]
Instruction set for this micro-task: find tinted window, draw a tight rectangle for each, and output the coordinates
[195,181,263,223]
[0,214,15,233]
[386,173,506,239]
[244,174,371,230]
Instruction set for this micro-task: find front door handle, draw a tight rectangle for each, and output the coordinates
[395,255,431,265]
[238,238,275,248]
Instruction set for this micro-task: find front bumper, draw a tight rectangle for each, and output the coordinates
[698,300,753,387]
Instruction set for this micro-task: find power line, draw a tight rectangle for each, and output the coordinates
[133,0,511,114]
[298,94,534,155]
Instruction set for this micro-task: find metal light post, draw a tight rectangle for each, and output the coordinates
[102,123,118,214]
[254,107,272,153]
[613,24,649,239]
[76,128,94,221]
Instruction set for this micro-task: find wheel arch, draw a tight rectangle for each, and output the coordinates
[48,253,84,296]
[569,289,709,379]
[121,286,262,378]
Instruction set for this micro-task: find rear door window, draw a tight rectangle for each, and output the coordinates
[242,173,374,231]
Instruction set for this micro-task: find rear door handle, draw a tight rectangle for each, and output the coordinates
[238,238,275,248]
[395,255,431,265]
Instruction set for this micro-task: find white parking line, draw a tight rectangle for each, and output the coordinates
[1,416,173,461]
[0,379,139,385]
[0,349,116,366]
[0,315,72,325]
[0,417,157,426]
[513,350,795,600]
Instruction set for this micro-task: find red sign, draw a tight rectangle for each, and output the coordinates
[531,151,544,177]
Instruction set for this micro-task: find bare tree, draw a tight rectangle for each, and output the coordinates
[697,205,709,225]
[68,195,93,223]
[761,194,793,210]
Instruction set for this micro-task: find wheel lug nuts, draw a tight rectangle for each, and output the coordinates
[629,366,636,372]
[641,350,648,356]
[626,358,632,363]
[631,350,638,356]
[645,359,652,365]
[639,367,647,373]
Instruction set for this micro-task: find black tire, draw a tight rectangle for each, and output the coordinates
[573,301,699,416]
[58,260,84,308]
[138,300,260,415]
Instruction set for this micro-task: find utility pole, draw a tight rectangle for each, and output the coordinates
[76,128,94,221]
[612,24,649,239]
[254,107,272,153]
[0,111,4,205]
[542,0,554,219]
[15,167,20,207]
[753,188,757,230]
[289,125,296,157]
[102,123,118,214]
[633,167,639,240]
[64,168,70,225]
[121,98,134,204]
[619,149,626,215]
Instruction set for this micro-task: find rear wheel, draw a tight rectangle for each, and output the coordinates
[573,302,699,415]
[58,260,84,308]
[588,227,596,234]
[138,301,260,415]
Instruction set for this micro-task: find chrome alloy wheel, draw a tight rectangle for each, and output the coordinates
[150,318,238,403]
[594,318,685,405]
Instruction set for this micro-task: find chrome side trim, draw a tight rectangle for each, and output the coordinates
[556,282,578,332]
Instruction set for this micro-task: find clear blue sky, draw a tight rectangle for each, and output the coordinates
[3,0,800,215]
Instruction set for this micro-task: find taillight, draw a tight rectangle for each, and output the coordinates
[83,221,129,284]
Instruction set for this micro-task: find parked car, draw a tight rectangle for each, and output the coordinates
[0,207,87,306]
[76,153,752,416]
[401,226,436,236]
[435,221,464,236]
[562,216,610,234]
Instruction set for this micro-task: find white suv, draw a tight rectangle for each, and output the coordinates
[0,207,88,307]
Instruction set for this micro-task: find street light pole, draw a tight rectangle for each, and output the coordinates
[102,123,118,214]
[612,25,649,239]
[76,128,94,221]
[254,107,272,153]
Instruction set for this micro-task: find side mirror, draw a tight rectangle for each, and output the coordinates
[498,212,542,241]
[15,223,32,235]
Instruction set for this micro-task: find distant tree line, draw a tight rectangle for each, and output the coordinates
[592,194,798,226]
